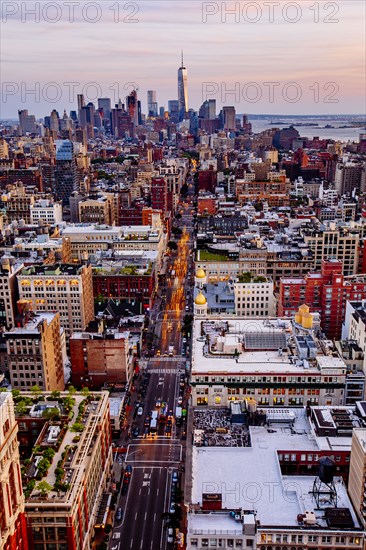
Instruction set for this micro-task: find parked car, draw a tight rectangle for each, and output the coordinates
[115,507,123,522]
[167,527,174,543]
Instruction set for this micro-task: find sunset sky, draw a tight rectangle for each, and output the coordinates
[1,0,365,118]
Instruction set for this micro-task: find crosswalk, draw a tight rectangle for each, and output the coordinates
[149,357,185,363]
[148,369,179,374]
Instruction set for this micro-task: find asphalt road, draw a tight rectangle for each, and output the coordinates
[110,198,195,550]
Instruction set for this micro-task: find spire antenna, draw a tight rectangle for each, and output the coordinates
[181,51,184,68]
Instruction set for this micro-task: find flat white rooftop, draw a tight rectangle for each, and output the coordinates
[189,513,244,535]
[191,414,361,529]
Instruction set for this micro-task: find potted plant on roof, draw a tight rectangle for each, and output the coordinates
[36,480,53,499]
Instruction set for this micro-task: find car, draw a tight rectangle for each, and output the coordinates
[115,507,123,522]
[156,350,161,356]
[156,399,162,407]
[126,465,132,473]
[133,427,139,437]
[172,471,178,483]
[167,528,174,543]
[182,337,187,343]
[169,502,176,514]
[137,407,143,416]
[178,397,183,405]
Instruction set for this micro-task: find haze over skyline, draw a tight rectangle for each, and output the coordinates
[1,0,365,117]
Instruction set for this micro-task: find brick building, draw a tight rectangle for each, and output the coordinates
[70,330,134,389]
[278,259,366,339]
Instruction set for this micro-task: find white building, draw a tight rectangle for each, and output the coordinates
[190,318,347,407]
[61,222,166,265]
[187,409,365,550]
[233,277,276,317]
[342,300,366,375]
[30,198,63,224]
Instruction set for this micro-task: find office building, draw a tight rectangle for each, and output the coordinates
[126,90,139,128]
[190,317,347,407]
[147,90,158,117]
[0,392,28,550]
[30,199,63,225]
[222,106,236,131]
[334,161,365,195]
[234,276,276,317]
[55,140,78,206]
[5,311,65,391]
[177,54,188,121]
[18,263,94,341]
[97,97,111,121]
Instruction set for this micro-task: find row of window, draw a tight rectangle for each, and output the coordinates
[193,375,333,384]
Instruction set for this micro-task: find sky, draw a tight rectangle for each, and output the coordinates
[1,0,365,118]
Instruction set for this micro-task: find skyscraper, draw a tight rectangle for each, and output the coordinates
[98,97,112,122]
[55,140,78,205]
[177,52,188,121]
[168,100,179,123]
[222,106,236,131]
[147,90,158,117]
[126,89,139,128]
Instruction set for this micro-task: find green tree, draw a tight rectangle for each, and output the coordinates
[36,481,53,497]
[42,408,60,420]
[67,385,76,396]
[12,389,20,398]
[81,387,90,397]
[15,401,28,416]
[51,390,61,400]
[70,422,84,433]
[31,385,42,397]
[43,448,56,461]
[63,396,75,411]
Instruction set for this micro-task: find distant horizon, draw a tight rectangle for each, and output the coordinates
[1,113,365,123]
[2,1,365,118]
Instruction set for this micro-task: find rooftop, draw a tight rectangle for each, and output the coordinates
[191,409,362,529]
[18,391,109,504]
[4,312,58,336]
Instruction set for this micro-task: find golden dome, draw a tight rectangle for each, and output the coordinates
[195,292,207,305]
[196,268,206,279]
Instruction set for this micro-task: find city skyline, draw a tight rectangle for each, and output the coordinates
[1,1,365,117]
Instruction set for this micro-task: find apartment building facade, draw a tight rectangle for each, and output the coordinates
[4,312,65,391]
[278,259,366,339]
[0,392,28,550]
[18,264,94,341]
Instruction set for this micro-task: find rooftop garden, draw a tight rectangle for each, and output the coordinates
[199,250,229,261]
[237,272,267,284]
[12,387,98,500]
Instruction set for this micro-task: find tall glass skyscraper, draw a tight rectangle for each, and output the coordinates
[177,53,188,122]
[55,140,78,206]
[147,90,158,117]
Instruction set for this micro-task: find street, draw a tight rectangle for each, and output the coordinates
[109,197,195,550]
